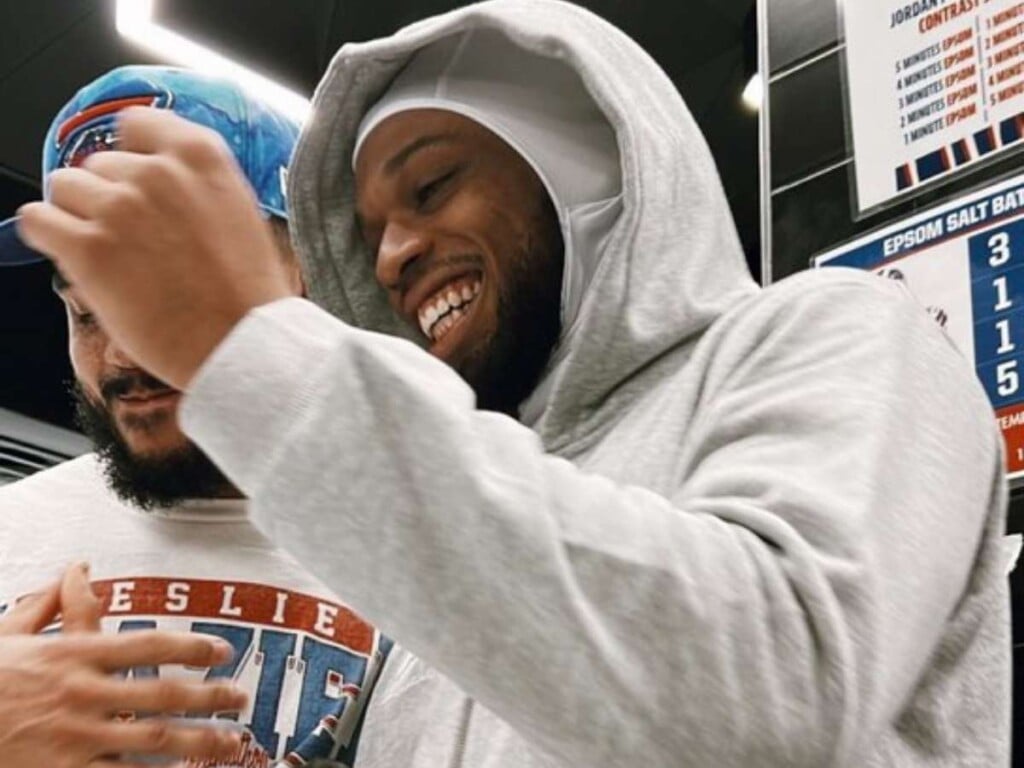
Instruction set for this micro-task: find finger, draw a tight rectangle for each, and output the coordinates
[68,630,236,670]
[0,579,61,635]
[117,106,225,162]
[15,201,95,264]
[82,676,248,716]
[89,719,243,762]
[82,148,164,183]
[89,753,216,766]
[60,562,103,633]
[47,167,123,220]
[80,151,192,216]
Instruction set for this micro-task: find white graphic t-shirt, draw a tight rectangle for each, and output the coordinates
[0,455,390,767]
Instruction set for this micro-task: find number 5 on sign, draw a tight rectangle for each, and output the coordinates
[998,359,1020,396]
[990,232,1012,267]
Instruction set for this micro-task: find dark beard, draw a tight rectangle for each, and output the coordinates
[460,196,564,417]
[72,379,236,510]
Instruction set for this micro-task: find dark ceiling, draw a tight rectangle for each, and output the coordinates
[0,0,759,430]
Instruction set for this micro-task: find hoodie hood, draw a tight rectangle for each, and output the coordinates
[289,0,758,450]
[351,28,623,341]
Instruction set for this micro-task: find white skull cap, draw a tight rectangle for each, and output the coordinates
[353,27,622,331]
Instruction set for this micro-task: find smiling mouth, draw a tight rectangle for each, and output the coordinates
[417,276,482,343]
[116,389,179,407]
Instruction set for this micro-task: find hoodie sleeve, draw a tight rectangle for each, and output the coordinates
[180,282,1004,768]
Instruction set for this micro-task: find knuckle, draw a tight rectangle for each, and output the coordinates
[175,129,229,166]
[113,629,149,656]
[176,634,213,663]
[107,183,146,214]
[79,150,108,172]
[145,719,173,750]
[198,682,232,710]
[86,593,104,617]
[16,203,44,234]
[38,637,72,663]
[153,631,184,658]
[136,156,180,191]
[77,226,114,259]
[60,676,93,707]
[46,169,73,197]
[133,630,180,662]
[50,715,87,747]
[212,682,241,704]
[152,678,182,706]
[202,726,239,756]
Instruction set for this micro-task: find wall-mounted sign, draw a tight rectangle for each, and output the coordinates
[844,0,1024,213]
[814,172,1024,482]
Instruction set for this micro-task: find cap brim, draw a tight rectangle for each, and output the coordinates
[0,216,45,266]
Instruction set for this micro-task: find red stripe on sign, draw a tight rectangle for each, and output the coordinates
[996,402,1024,475]
[90,577,374,654]
[57,96,158,144]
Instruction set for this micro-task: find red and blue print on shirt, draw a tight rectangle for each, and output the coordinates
[2,577,392,768]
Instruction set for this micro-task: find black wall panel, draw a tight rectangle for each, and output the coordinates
[766,0,838,74]
[769,50,846,188]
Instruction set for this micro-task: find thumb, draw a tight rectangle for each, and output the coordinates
[0,578,62,635]
[59,562,103,633]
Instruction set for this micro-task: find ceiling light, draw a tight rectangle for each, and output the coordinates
[742,73,763,112]
[115,0,311,123]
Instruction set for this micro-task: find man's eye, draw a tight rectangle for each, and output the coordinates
[415,170,456,208]
[74,311,96,328]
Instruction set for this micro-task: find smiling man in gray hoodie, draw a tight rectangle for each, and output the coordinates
[16,1,1012,766]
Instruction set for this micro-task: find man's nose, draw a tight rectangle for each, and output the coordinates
[375,219,430,292]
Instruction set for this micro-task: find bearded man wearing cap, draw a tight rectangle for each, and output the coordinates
[17,1,1012,766]
[0,66,390,768]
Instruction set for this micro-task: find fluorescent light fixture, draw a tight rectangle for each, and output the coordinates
[115,0,311,123]
[741,73,763,112]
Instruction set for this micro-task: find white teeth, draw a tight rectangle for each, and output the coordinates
[417,278,483,341]
[433,314,453,341]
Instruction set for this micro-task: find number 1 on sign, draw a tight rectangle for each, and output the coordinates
[994,275,1013,311]
[997,319,1016,354]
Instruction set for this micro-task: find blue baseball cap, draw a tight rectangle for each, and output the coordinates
[0,65,301,266]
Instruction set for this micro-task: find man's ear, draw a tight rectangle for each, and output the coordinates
[281,249,306,297]
[267,217,306,297]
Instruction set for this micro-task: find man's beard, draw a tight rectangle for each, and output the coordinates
[459,198,564,417]
[72,376,236,510]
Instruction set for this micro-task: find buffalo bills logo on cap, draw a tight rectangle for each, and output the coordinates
[54,90,173,169]
[61,124,119,168]
[0,66,300,267]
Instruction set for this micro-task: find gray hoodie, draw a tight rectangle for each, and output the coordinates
[180,1,1012,765]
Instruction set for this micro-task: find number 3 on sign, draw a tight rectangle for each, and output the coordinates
[998,360,1019,396]
[989,232,1012,267]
